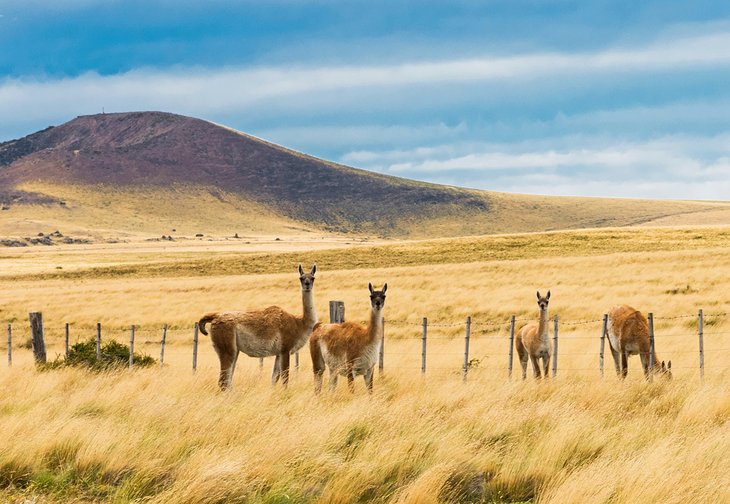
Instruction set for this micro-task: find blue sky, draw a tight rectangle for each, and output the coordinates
[2,1,730,199]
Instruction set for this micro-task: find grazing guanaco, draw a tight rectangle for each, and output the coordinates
[515,291,552,380]
[606,305,672,379]
[198,264,317,390]
[309,282,386,394]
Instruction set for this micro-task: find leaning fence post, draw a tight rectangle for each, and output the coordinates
[65,323,70,359]
[193,322,199,372]
[648,313,655,383]
[508,315,516,379]
[29,312,47,364]
[7,324,11,367]
[552,315,558,378]
[698,309,704,381]
[421,317,427,375]
[379,318,385,375]
[96,322,102,360]
[463,316,471,382]
[160,324,167,368]
[600,314,608,378]
[129,325,135,369]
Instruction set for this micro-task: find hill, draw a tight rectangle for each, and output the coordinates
[1,111,729,240]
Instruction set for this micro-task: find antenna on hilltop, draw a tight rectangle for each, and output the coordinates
[102,107,105,114]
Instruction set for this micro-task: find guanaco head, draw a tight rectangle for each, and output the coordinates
[368,282,387,311]
[298,264,316,292]
[536,290,551,312]
[659,360,673,379]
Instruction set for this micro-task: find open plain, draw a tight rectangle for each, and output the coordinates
[1,226,730,503]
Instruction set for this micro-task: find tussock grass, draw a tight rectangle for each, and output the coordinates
[1,360,729,503]
[1,226,730,502]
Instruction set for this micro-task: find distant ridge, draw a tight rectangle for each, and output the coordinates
[2,111,729,239]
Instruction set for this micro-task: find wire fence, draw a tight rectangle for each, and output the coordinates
[4,309,730,382]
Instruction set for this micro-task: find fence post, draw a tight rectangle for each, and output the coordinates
[463,316,471,382]
[160,324,167,368]
[698,309,704,381]
[193,322,199,372]
[7,324,11,367]
[599,314,607,378]
[552,315,558,378]
[96,322,102,360]
[129,325,135,369]
[421,317,427,375]
[648,312,655,383]
[379,318,385,375]
[28,312,46,364]
[65,323,70,359]
[329,301,345,323]
[508,315,515,379]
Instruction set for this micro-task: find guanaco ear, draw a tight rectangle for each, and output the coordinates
[536,291,541,300]
[546,290,551,299]
[661,361,666,371]
[310,264,317,276]
[667,360,672,369]
[369,282,374,294]
[382,283,388,293]
[298,264,304,276]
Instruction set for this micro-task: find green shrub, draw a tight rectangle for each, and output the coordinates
[45,338,156,371]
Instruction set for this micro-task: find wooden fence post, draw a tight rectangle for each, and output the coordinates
[552,315,558,378]
[29,312,46,364]
[96,322,102,360]
[129,325,135,368]
[648,313,655,383]
[7,324,11,367]
[421,317,427,375]
[379,319,385,375]
[193,322,199,372]
[508,315,515,379]
[160,324,167,368]
[329,301,345,323]
[600,314,607,378]
[325,300,346,375]
[463,316,471,382]
[698,309,704,381]
[65,323,70,359]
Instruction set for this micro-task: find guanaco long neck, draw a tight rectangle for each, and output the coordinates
[368,307,384,344]
[538,307,550,344]
[302,289,318,328]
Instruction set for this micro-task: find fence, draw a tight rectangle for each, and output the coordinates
[5,306,730,382]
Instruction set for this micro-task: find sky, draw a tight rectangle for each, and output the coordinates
[2,0,730,200]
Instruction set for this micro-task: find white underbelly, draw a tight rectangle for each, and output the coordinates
[322,341,380,376]
[236,328,280,357]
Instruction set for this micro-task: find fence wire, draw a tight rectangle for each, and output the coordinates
[5,309,730,380]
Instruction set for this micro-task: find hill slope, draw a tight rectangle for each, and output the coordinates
[1,111,729,239]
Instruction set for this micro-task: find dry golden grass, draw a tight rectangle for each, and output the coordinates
[4,181,730,241]
[1,226,730,502]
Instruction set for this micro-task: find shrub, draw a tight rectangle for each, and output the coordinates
[45,338,156,371]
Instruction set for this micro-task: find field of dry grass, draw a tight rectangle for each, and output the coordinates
[2,226,730,502]
[4,180,730,242]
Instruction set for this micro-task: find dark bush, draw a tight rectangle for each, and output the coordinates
[46,338,156,371]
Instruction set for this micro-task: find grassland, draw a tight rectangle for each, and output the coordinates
[1,227,730,503]
[5,180,730,242]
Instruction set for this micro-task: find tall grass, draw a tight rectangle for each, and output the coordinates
[2,227,730,502]
[1,353,729,503]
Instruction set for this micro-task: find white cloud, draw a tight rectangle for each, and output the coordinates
[3,29,730,124]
